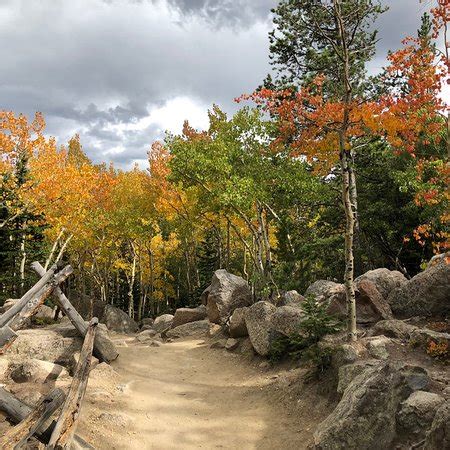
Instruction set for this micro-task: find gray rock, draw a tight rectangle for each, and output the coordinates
[228,307,248,337]
[102,305,139,334]
[271,305,304,337]
[8,328,82,366]
[314,362,430,449]
[165,320,209,339]
[34,304,55,321]
[245,301,277,356]
[136,329,159,342]
[365,336,391,360]
[372,319,450,346]
[388,261,450,318]
[304,280,340,300]
[210,339,227,349]
[355,268,407,299]
[306,279,392,324]
[424,401,450,450]
[337,359,382,395]
[153,314,174,333]
[206,270,252,324]
[225,338,240,351]
[239,337,255,359]
[10,358,69,383]
[371,319,417,340]
[141,317,154,327]
[279,290,305,307]
[398,391,445,439]
[172,305,207,328]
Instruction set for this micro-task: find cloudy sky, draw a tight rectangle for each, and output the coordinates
[0,0,440,167]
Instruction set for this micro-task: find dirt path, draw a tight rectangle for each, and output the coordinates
[79,338,312,450]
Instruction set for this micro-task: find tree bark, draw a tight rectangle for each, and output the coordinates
[47,318,98,449]
[31,262,119,363]
[0,388,65,449]
[0,387,93,448]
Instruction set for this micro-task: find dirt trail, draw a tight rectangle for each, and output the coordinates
[79,338,313,450]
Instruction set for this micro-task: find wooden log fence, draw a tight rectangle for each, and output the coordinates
[0,265,73,354]
[0,261,106,449]
[32,262,118,363]
[48,318,98,449]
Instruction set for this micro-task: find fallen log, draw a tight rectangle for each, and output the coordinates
[0,388,65,449]
[0,263,58,327]
[0,387,93,448]
[32,262,119,363]
[0,265,73,353]
[47,318,98,449]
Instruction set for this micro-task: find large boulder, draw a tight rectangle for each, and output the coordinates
[279,290,305,307]
[228,307,248,338]
[307,279,392,324]
[424,401,450,450]
[166,320,210,339]
[427,252,449,269]
[205,270,252,325]
[271,306,304,337]
[304,280,340,300]
[314,361,430,449]
[102,305,138,334]
[398,391,445,440]
[7,328,83,366]
[245,301,277,356]
[387,260,450,318]
[10,358,69,383]
[172,305,207,328]
[355,268,407,300]
[153,314,174,333]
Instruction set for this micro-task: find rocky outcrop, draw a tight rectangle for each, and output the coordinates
[304,280,339,300]
[372,319,450,346]
[141,317,154,327]
[424,401,450,450]
[306,279,392,324]
[314,361,429,449]
[245,301,277,356]
[271,306,304,337]
[9,358,69,383]
[398,391,445,440]
[172,305,207,328]
[205,270,252,324]
[102,305,139,334]
[328,280,393,324]
[387,260,450,318]
[153,314,174,333]
[228,307,248,337]
[165,320,210,339]
[8,328,83,366]
[279,290,305,306]
[355,268,407,300]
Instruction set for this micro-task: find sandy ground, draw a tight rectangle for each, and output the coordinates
[78,337,323,450]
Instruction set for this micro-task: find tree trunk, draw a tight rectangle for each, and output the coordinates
[340,148,357,342]
[128,243,137,319]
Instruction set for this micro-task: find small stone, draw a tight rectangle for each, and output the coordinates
[366,336,391,360]
[210,339,227,349]
[225,338,239,351]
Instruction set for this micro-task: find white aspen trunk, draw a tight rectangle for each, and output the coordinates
[128,243,137,318]
[44,228,64,271]
[19,235,26,294]
[54,234,73,265]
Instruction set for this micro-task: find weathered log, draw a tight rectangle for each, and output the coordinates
[0,387,93,448]
[0,263,58,327]
[48,318,98,449]
[0,265,73,354]
[32,262,119,363]
[0,388,65,449]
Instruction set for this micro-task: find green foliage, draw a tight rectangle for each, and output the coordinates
[269,295,342,371]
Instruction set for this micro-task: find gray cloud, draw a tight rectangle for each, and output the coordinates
[0,0,428,167]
